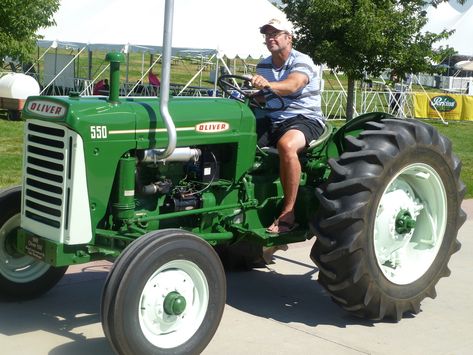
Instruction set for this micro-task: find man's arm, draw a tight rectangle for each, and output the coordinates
[251,72,308,96]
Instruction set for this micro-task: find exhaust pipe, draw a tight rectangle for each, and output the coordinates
[156,0,177,160]
[138,147,201,164]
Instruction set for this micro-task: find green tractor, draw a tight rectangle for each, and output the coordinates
[0,1,467,354]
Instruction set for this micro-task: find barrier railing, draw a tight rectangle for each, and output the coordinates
[322,89,415,120]
[29,76,423,120]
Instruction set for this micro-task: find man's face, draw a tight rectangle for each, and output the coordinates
[263,28,291,54]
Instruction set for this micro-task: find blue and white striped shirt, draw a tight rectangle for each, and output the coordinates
[256,49,324,125]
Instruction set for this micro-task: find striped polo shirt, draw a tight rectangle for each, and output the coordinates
[256,49,324,125]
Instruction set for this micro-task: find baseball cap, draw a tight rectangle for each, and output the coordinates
[260,18,293,34]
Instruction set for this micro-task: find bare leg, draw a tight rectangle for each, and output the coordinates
[267,129,306,233]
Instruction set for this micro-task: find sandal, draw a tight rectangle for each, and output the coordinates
[266,220,299,234]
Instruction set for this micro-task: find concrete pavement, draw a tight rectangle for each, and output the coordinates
[1,200,472,355]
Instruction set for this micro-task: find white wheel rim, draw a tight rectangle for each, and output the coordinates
[0,214,50,282]
[138,259,209,349]
[374,163,447,285]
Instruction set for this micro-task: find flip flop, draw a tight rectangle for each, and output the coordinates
[266,220,299,234]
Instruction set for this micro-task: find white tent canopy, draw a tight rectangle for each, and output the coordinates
[37,0,287,59]
[455,60,473,71]
[424,0,473,56]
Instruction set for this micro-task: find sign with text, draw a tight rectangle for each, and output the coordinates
[414,93,473,120]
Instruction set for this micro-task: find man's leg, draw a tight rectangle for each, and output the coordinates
[266,129,306,233]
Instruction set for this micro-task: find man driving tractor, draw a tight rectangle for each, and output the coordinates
[251,18,325,233]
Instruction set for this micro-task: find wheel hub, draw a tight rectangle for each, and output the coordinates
[375,181,423,262]
[395,210,416,235]
[163,291,187,316]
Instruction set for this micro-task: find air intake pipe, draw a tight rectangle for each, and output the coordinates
[105,52,125,104]
[106,0,177,158]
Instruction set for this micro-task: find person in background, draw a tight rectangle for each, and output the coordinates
[251,18,325,234]
[93,79,105,95]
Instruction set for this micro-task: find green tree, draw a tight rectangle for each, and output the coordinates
[0,0,59,67]
[282,0,462,119]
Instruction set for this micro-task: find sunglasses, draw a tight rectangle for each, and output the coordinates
[263,31,288,39]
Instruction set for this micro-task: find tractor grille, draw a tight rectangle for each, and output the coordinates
[23,121,68,230]
[21,119,92,245]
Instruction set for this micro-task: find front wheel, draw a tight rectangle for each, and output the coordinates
[311,119,466,321]
[0,186,68,300]
[102,229,226,354]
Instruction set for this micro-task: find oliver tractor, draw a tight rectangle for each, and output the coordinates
[0,1,467,354]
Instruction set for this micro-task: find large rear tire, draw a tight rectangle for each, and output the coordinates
[102,229,226,354]
[0,186,68,300]
[311,119,466,321]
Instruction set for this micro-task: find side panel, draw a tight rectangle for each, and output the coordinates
[73,107,137,230]
[67,133,92,243]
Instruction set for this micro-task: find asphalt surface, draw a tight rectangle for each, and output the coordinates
[1,200,472,355]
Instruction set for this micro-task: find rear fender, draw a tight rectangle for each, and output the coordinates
[330,112,395,156]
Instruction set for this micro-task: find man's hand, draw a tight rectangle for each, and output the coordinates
[251,74,271,90]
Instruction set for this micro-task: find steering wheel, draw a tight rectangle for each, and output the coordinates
[217,74,285,111]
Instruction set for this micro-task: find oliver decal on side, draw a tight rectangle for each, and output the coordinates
[195,121,230,133]
[429,95,457,112]
[26,100,67,118]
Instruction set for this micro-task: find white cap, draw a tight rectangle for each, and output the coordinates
[260,18,293,34]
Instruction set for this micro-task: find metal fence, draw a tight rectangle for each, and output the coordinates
[322,89,415,120]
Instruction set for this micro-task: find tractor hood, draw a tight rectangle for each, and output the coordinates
[22,95,255,149]
[21,94,257,234]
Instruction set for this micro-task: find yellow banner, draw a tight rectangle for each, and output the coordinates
[462,95,473,121]
[414,94,429,118]
[414,93,473,121]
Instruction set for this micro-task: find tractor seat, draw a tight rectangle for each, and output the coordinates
[259,122,333,155]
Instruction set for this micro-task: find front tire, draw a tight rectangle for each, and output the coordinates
[311,119,466,321]
[0,186,68,300]
[102,229,226,354]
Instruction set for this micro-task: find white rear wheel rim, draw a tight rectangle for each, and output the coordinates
[374,163,447,285]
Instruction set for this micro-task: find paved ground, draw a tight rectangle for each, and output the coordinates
[1,200,472,355]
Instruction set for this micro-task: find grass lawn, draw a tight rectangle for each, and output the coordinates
[428,119,473,199]
[1,114,472,199]
[0,117,23,188]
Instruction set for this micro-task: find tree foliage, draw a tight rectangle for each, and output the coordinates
[283,0,459,79]
[0,0,59,65]
[281,0,463,118]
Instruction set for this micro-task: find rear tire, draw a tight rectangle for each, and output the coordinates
[0,187,67,300]
[311,119,466,321]
[102,229,226,354]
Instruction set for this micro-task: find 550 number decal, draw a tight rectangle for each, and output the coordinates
[90,126,108,139]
